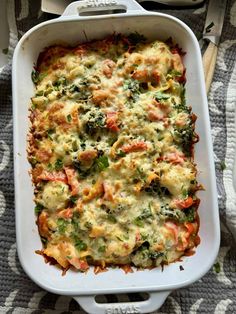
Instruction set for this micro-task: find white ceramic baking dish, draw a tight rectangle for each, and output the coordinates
[12,1,220,313]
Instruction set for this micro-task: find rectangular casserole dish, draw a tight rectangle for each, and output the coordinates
[12,1,220,313]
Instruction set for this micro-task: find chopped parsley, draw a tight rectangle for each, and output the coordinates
[34,203,44,214]
[31,70,47,84]
[155,91,171,101]
[74,238,87,251]
[159,205,195,223]
[182,188,189,198]
[134,207,153,227]
[127,32,146,45]
[174,102,190,113]
[116,150,126,157]
[107,213,117,223]
[67,114,72,123]
[35,90,44,97]
[47,129,55,140]
[57,218,68,234]
[183,207,195,222]
[54,158,63,171]
[167,69,182,77]
[31,70,40,84]
[144,179,171,198]
[96,155,109,171]
[84,111,105,136]
[69,84,80,93]
[123,79,140,101]
[70,195,78,204]
[173,124,196,156]
[53,76,67,90]
[98,245,106,253]
[148,251,164,260]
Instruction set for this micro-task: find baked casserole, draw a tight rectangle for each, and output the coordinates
[28,34,200,273]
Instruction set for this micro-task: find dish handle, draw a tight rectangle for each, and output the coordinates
[61,0,145,18]
[73,291,171,314]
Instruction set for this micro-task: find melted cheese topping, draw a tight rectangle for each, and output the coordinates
[28,34,200,272]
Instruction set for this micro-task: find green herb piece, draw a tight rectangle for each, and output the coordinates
[108,136,118,146]
[144,179,171,198]
[220,161,226,171]
[116,236,124,242]
[31,70,47,84]
[174,102,190,113]
[213,262,221,273]
[2,48,8,55]
[137,167,145,179]
[73,161,91,178]
[74,239,87,251]
[47,129,55,140]
[71,216,80,232]
[173,123,197,156]
[47,163,53,171]
[29,156,38,166]
[85,111,105,136]
[167,69,182,77]
[123,79,141,101]
[96,155,109,171]
[140,233,148,241]
[44,87,53,96]
[31,70,40,84]
[148,251,164,260]
[34,203,44,214]
[54,158,63,171]
[57,218,67,233]
[72,140,78,152]
[98,245,106,253]
[182,188,189,199]
[107,213,117,224]
[205,21,215,33]
[127,32,146,45]
[67,114,72,123]
[53,76,67,89]
[116,150,126,157]
[70,195,78,204]
[155,92,171,101]
[134,217,144,227]
[159,204,195,223]
[40,236,48,246]
[69,84,80,93]
[184,207,195,222]
[35,90,44,96]
[134,207,153,227]
[66,255,72,259]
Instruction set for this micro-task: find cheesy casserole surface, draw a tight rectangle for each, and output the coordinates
[28,34,200,272]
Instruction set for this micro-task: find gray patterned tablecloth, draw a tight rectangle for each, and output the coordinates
[0,0,236,313]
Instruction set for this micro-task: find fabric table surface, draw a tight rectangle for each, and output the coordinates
[0,0,236,313]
